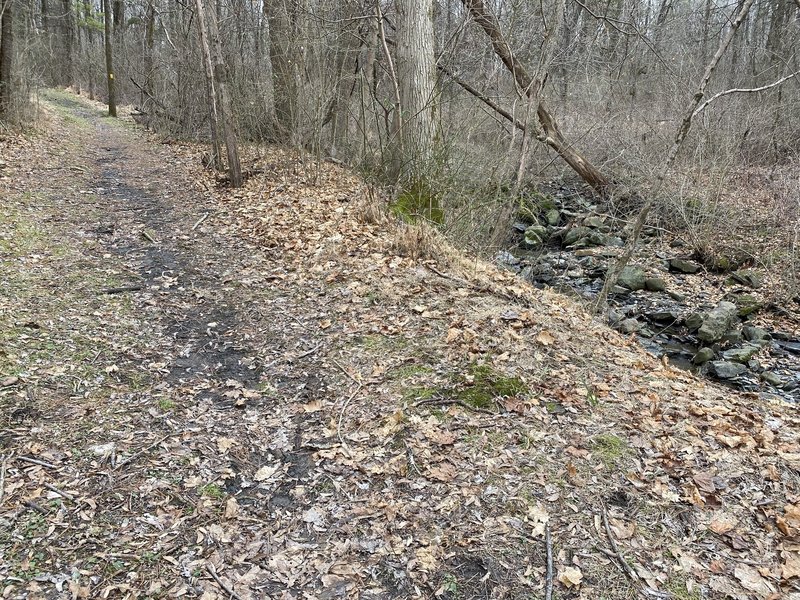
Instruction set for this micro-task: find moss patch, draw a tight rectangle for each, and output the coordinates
[390,180,445,225]
[592,433,629,468]
[456,362,527,409]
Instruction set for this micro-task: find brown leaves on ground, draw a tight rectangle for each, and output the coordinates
[1,91,800,599]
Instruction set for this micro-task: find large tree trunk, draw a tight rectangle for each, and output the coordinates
[395,0,436,179]
[102,0,116,116]
[0,0,13,118]
[460,0,610,193]
[196,0,242,187]
[265,0,297,141]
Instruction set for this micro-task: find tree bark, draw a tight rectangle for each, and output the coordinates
[0,0,13,118]
[195,0,223,170]
[60,0,75,87]
[102,0,116,116]
[395,0,436,179]
[196,0,242,187]
[460,0,610,193]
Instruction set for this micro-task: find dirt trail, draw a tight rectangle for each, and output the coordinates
[2,91,800,600]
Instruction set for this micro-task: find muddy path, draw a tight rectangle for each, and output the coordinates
[5,91,800,600]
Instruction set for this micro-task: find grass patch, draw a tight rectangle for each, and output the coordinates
[456,362,527,410]
[591,433,629,468]
[391,363,434,380]
[199,483,225,499]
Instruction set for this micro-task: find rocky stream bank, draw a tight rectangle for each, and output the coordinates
[498,185,800,403]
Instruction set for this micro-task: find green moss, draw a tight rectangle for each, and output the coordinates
[390,180,445,225]
[391,363,434,380]
[666,576,702,600]
[402,386,437,403]
[199,483,224,499]
[592,433,628,467]
[456,362,527,409]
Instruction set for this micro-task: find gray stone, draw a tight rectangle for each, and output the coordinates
[496,251,520,266]
[761,371,784,387]
[685,312,704,331]
[584,215,607,229]
[645,278,667,292]
[647,310,679,323]
[563,227,591,246]
[611,285,630,295]
[512,221,528,233]
[709,361,747,379]
[721,330,743,344]
[545,209,561,226]
[523,225,549,249]
[693,347,715,365]
[698,301,738,343]
[616,266,647,291]
[730,270,763,289]
[618,318,642,334]
[742,326,770,344]
[722,343,761,363]
[669,258,702,274]
[667,290,687,302]
[733,294,762,317]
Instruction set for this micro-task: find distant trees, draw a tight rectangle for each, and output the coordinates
[0,0,797,211]
[0,0,13,117]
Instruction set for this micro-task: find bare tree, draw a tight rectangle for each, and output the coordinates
[0,0,12,118]
[459,0,611,193]
[103,0,117,116]
[195,0,242,187]
[395,0,436,179]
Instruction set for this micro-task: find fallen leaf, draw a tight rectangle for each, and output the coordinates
[536,330,555,346]
[734,563,775,595]
[254,465,278,481]
[428,462,457,482]
[558,566,583,588]
[709,512,738,535]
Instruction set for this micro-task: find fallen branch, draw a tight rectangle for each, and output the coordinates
[191,212,210,231]
[23,499,49,515]
[206,563,243,600]
[44,483,75,502]
[545,523,554,600]
[100,285,144,295]
[113,433,174,471]
[601,506,639,582]
[0,456,6,504]
[415,396,496,415]
[17,455,59,469]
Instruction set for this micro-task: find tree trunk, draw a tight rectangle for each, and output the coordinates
[0,0,13,118]
[460,0,610,193]
[195,0,223,169]
[265,0,297,141]
[60,0,75,87]
[102,0,116,116]
[395,0,436,179]
[196,0,242,187]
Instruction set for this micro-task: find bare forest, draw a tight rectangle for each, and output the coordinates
[2,0,800,598]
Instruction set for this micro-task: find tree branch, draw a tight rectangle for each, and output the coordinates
[692,71,800,118]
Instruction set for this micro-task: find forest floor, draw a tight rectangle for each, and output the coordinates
[1,90,800,600]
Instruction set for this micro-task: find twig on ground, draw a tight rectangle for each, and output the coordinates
[113,433,174,471]
[601,505,639,582]
[0,456,6,504]
[100,285,144,295]
[23,499,49,515]
[142,229,158,243]
[405,443,422,476]
[44,483,75,502]
[294,342,322,360]
[206,563,243,600]
[336,383,364,446]
[415,396,496,415]
[333,360,362,385]
[17,455,59,469]
[191,212,210,231]
[545,523,554,600]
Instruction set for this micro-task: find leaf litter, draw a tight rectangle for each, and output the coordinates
[1,91,800,599]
